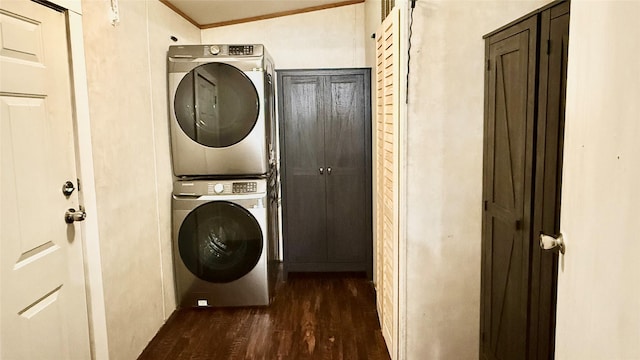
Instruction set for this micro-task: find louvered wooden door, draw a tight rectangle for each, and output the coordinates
[375,6,400,357]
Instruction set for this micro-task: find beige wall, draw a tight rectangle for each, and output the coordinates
[405,1,547,358]
[201,4,366,69]
[364,0,381,69]
[555,1,640,358]
[364,0,381,286]
[81,0,199,358]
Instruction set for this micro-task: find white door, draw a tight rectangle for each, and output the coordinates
[0,0,91,358]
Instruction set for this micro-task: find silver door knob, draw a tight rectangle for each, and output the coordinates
[65,207,87,224]
[327,167,332,175]
[540,233,565,254]
[319,167,324,175]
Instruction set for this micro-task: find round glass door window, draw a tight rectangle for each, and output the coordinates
[178,201,263,283]
[174,63,259,148]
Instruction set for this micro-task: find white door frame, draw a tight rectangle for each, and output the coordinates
[41,0,109,358]
[397,2,409,359]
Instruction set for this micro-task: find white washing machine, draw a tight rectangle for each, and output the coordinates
[172,178,277,307]
[168,44,275,177]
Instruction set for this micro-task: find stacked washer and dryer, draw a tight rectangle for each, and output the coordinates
[168,44,278,307]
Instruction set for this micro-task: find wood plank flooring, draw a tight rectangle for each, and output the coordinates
[138,271,390,360]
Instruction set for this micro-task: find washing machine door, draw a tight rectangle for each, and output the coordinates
[174,62,259,148]
[178,201,263,283]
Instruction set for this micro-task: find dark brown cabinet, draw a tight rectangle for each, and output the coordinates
[277,69,372,280]
[480,1,569,360]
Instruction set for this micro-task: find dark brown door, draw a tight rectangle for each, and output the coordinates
[481,2,570,359]
[530,3,570,359]
[279,75,327,263]
[481,16,538,360]
[278,69,372,278]
[325,74,369,263]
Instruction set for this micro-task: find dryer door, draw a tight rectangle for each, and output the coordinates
[178,201,263,283]
[174,62,259,148]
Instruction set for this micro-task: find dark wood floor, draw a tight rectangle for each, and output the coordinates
[138,271,390,360]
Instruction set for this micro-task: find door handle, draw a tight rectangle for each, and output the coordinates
[327,167,332,175]
[65,206,87,224]
[319,167,324,175]
[540,233,565,255]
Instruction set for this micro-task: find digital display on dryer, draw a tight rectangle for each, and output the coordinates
[229,45,254,55]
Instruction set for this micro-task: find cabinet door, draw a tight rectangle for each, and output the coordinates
[324,73,371,263]
[529,3,569,359]
[280,75,327,263]
[480,16,538,360]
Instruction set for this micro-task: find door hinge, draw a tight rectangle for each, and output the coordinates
[547,39,551,55]
[483,200,488,211]
[486,59,490,71]
[77,178,81,192]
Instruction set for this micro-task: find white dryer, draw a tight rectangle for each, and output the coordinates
[168,44,275,177]
[172,179,277,307]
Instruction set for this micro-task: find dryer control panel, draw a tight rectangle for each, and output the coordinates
[205,182,257,194]
[168,44,262,59]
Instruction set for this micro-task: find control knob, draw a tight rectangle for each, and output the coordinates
[209,45,220,55]
[213,183,224,194]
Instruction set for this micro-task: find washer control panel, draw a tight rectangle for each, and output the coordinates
[232,182,257,193]
[173,179,266,196]
[213,183,225,194]
[202,181,258,195]
[207,183,231,195]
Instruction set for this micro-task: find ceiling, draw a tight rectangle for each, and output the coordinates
[161,0,364,29]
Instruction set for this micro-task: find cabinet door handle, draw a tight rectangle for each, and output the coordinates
[319,167,324,175]
[540,233,566,255]
[327,167,332,175]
